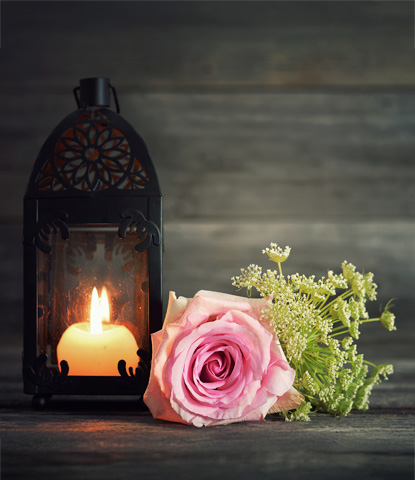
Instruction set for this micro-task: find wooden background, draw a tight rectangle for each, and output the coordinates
[0,1,414,322]
[0,2,414,479]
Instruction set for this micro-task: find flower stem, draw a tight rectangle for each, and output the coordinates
[330,330,348,338]
[331,325,348,333]
[320,290,354,315]
[360,318,380,324]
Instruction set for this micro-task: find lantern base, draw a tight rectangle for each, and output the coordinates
[32,394,52,410]
[23,351,151,398]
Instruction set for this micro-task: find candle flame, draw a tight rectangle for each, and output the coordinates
[90,287,110,334]
[100,286,110,323]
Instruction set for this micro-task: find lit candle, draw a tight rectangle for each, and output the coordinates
[57,287,139,376]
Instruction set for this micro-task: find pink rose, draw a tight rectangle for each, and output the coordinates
[143,290,301,427]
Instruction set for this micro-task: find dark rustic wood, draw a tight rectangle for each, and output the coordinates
[1,92,414,221]
[1,337,414,480]
[162,221,415,319]
[0,2,414,478]
[1,222,413,322]
[1,1,414,90]
[1,411,414,480]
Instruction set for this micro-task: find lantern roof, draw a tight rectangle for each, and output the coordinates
[26,78,161,198]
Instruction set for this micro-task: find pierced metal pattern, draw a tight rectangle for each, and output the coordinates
[118,209,161,252]
[117,349,151,391]
[35,110,149,192]
[23,354,71,392]
[24,81,163,400]
[34,211,70,254]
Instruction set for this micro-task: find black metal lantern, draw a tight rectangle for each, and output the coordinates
[23,78,162,408]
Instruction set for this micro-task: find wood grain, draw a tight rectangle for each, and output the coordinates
[0,342,414,480]
[1,221,413,321]
[1,92,414,221]
[1,3,414,479]
[0,1,414,91]
[1,411,413,480]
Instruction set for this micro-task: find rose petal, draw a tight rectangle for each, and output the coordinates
[179,291,270,331]
[167,317,277,420]
[267,387,305,414]
[163,291,192,327]
[265,354,296,397]
[144,290,296,427]
[143,333,187,425]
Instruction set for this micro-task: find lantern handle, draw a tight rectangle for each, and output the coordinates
[73,83,120,113]
[110,84,121,114]
[73,86,81,108]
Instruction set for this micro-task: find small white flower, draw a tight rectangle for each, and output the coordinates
[263,244,291,263]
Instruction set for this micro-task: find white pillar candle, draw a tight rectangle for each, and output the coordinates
[57,287,139,376]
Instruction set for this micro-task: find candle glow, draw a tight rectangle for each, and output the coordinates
[57,286,139,376]
[90,286,110,334]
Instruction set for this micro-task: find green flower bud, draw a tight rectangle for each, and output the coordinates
[380,311,397,332]
[342,261,356,282]
[363,273,377,301]
[349,321,360,340]
[342,336,353,351]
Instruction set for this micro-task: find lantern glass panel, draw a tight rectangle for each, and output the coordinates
[37,225,149,375]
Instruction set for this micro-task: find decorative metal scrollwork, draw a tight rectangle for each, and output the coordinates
[35,211,69,254]
[35,110,149,192]
[118,209,160,252]
[117,349,151,392]
[23,354,72,392]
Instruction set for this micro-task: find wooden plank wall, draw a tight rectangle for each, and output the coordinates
[0,1,414,341]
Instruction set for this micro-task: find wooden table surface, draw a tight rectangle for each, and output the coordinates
[1,325,413,480]
[0,2,414,479]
